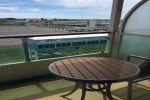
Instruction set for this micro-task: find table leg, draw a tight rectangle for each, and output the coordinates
[127,81,133,100]
[81,83,86,100]
[106,83,113,100]
[61,82,79,97]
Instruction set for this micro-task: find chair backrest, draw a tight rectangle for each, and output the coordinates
[139,59,150,77]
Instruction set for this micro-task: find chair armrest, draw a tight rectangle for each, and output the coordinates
[127,54,149,62]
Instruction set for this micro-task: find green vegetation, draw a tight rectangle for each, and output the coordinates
[80,45,105,54]
[0,44,106,64]
[37,44,106,60]
[0,45,24,65]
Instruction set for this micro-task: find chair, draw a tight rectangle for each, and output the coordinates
[127,54,150,100]
[127,54,150,82]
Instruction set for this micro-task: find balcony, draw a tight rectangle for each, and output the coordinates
[0,0,150,100]
[0,78,149,100]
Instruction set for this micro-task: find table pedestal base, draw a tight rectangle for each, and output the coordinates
[61,82,113,100]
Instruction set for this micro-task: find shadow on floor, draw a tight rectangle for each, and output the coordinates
[112,84,150,100]
[0,79,75,100]
[0,80,150,100]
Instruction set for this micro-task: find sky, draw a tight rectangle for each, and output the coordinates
[0,0,141,19]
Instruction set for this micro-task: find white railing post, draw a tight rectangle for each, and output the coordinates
[107,0,124,57]
[22,38,30,62]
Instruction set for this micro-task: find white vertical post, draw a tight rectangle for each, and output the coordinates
[107,0,124,57]
[22,38,30,62]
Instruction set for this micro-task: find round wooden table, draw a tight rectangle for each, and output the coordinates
[49,57,139,100]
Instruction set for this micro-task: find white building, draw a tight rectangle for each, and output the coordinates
[27,19,110,32]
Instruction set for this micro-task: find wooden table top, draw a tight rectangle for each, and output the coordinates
[49,57,140,83]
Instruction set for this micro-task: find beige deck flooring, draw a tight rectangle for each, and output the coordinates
[0,79,149,100]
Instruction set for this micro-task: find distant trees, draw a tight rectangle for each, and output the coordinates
[0,18,27,26]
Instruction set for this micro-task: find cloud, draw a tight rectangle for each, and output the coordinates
[32,0,112,8]
[31,8,42,12]
[0,12,45,18]
[0,0,141,19]
[0,1,31,6]
[0,6,17,11]
[0,8,110,19]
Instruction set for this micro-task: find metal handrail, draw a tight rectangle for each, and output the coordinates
[0,31,110,39]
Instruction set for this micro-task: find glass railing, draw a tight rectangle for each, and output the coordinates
[0,43,24,65]
[28,34,108,60]
[0,32,109,65]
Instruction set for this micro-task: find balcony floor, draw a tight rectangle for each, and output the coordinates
[0,78,149,100]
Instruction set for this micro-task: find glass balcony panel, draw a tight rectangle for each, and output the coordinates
[118,35,150,65]
[118,0,150,65]
[0,33,108,64]
[124,0,150,35]
[27,34,108,61]
[121,0,141,18]
[0,38,24,65]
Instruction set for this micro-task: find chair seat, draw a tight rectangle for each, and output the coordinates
[139,73,150,78]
